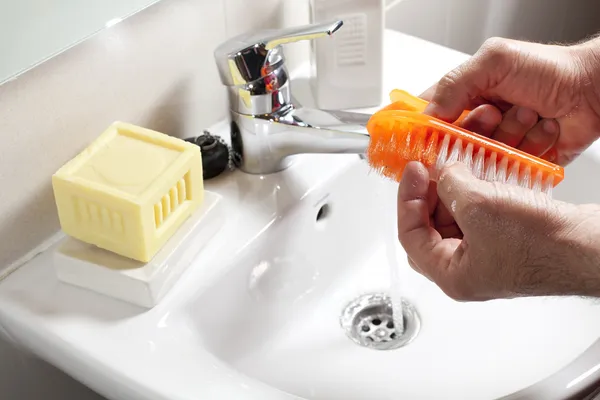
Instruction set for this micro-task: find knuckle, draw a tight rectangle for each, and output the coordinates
[439,163,486,205]
[437,163,459,186]
[438,69,463,91]
[478,37,516,71]
[481,37,512,58]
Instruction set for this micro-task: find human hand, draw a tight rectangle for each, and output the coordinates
[397,161,600,301]
[421,36,600,166]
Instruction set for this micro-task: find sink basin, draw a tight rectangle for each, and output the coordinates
[2,143,600,400]
[172,150,600,399]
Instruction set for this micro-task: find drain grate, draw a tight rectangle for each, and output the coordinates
[340,292,420,350]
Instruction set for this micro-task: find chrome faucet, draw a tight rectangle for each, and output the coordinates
[213,20,372,175]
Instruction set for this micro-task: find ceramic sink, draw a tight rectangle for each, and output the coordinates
[2,142,600,400]
[2,30,600,400]
[166,147,600,400]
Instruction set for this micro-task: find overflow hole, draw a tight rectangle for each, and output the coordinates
[316,203,331,222]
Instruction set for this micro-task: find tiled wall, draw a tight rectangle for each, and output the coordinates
[0,0,294,398]
[0,0,295,274]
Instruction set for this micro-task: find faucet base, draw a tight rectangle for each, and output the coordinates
[230,119,296,175]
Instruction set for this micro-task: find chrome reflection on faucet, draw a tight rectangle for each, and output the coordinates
[214,20,372,174]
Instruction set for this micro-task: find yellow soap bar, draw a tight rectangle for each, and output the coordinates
[52,121,204,262]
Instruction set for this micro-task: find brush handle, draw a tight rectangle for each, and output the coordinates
[383,89,471,124]
[386,89,561,164]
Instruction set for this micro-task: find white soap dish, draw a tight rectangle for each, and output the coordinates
[53,190,225,308]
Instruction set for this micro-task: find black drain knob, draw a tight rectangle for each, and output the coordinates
[184,132,230,180]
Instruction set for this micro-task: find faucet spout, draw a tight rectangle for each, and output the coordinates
[269,108,371,154]
[230,107,372,174]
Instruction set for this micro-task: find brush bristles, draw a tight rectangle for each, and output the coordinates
[367,124,555,196]
[367,122,439,182]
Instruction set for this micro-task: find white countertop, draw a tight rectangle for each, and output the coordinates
[0,29,473,400]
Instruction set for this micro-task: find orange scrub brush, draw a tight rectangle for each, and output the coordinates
[366,90,564,196]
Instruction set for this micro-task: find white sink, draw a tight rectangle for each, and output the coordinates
[2,30,600,400]
[173,150,600,400]
[2,144,600,400]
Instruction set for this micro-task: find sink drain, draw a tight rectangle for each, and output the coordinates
[340,293,420,350]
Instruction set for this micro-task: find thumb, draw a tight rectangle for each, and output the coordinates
[424,38,515,122]
[436,162,491,226]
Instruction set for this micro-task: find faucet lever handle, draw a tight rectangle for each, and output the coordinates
[214,20,343,87]
[262,19,343,50]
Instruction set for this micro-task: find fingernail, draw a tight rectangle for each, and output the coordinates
[424,103,438,117]
[543,119,558,134]
[542,148,557,162]
[516,107,536,125]
[478,107,498,125]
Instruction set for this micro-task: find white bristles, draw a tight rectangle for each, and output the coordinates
[496,156,508,183]
[484,152,497,182]
[522,165,532,189]
[532,170,543,192]
[507,161,520,186]
[473,147,485,180]
[543,175,554,196]
[460,142,474,169]
[435,134,451,173]
[434,133,554,197]
[447,138,462,165]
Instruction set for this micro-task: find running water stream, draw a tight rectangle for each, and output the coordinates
[385,187,404,334]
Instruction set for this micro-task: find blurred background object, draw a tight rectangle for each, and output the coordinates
[386,0,600,55]
[0,0,159,83]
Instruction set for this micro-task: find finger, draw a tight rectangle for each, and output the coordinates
[491,106,538,148]
[427,181,438,216]
[483,96,513,113]
[419,83,437,101]
[540,146,558,163]
[398,161,433,227]
[421,83,491,114]
[427,178,461,239]
[428,185,461,239]
[408,256,434,282]
[436,162,488,228]
[436,217,463,239]
[517,118,560,157]
[459,104,503,137]
[397,162,459,282]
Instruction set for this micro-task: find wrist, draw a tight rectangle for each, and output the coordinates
[570,38,600,128]
[552,203,600,297]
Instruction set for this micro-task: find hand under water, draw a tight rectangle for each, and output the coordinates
[398,36,600,301]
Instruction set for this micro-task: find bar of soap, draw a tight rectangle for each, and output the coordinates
[52,121,204,262]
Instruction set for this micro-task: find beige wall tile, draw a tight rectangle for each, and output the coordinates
[279,0,311,74]
[223,0,282,37]
[0,0,229,271]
